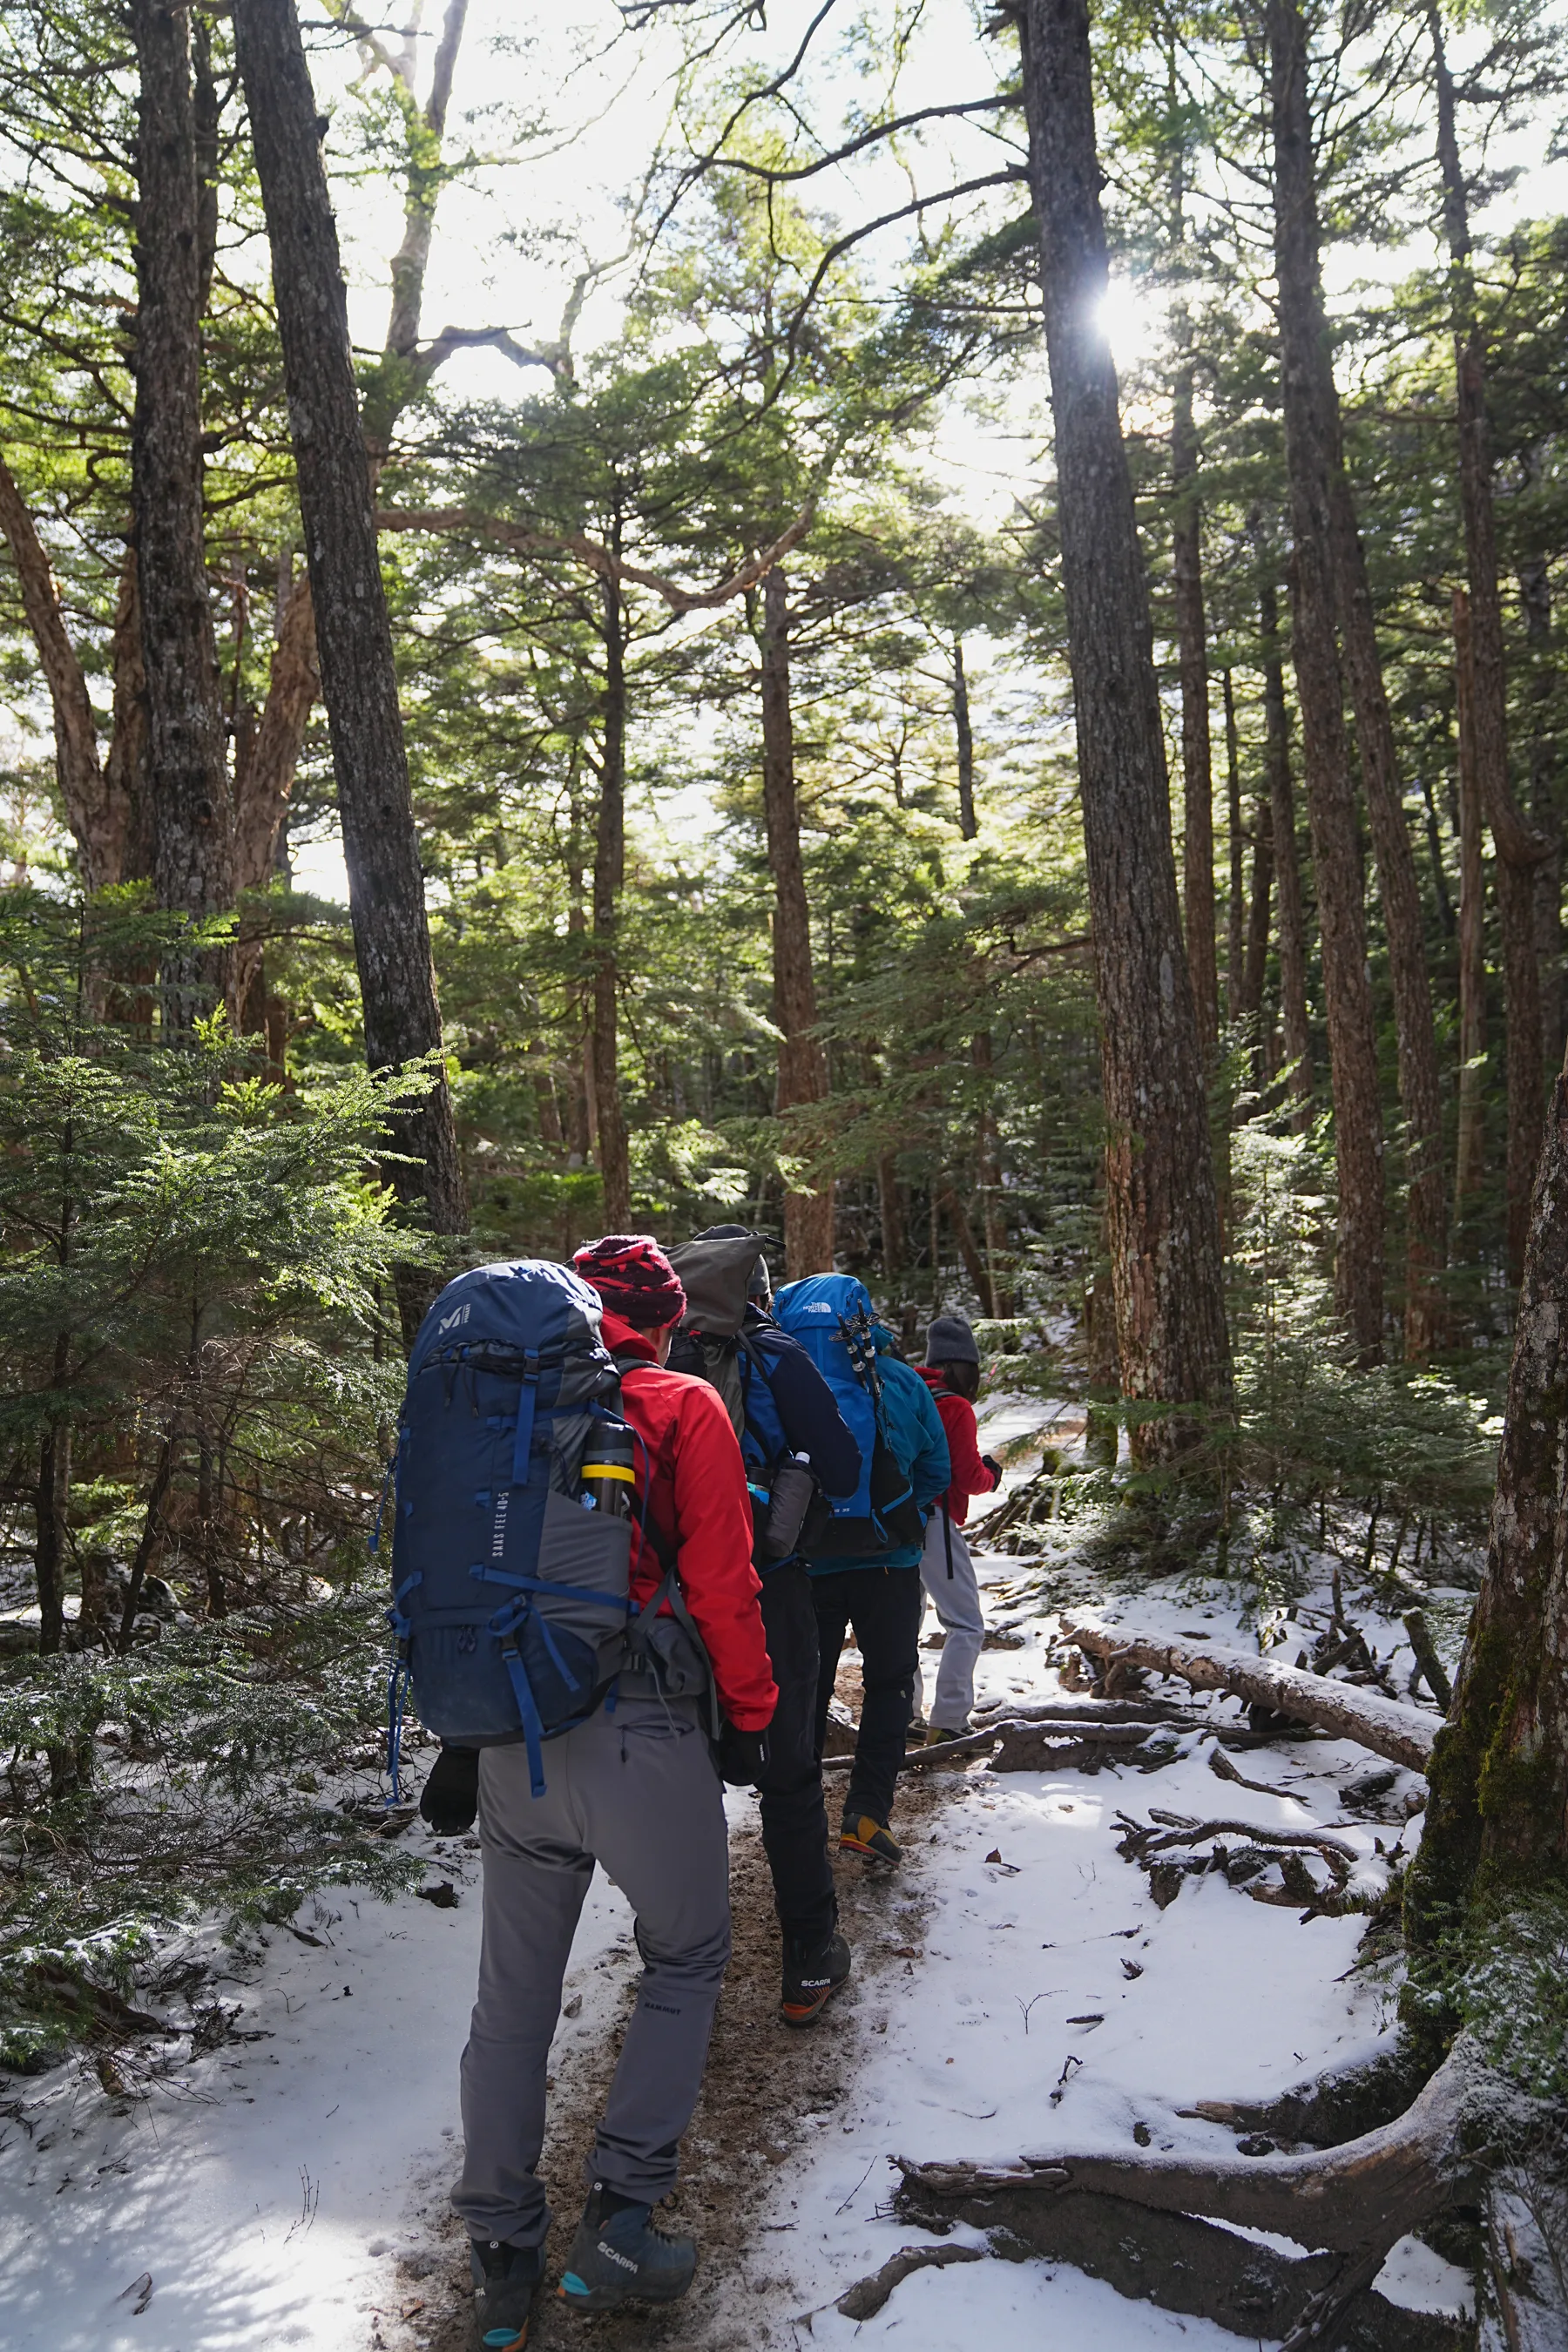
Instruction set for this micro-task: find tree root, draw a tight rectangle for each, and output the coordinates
[899,2037,1478,2254]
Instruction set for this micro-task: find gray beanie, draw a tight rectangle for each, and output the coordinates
[925,1313,980,1367]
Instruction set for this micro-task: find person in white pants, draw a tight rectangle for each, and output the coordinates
[916,1316,1003,1740]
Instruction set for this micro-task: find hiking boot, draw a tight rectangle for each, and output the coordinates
[558,2185,696,2313]
[840,1811,902,1866]
[470,2236,544,2350]
[926,1725,967,1747]
[781,1928,852,2028]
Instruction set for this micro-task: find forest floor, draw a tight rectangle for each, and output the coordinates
[0,1403,1484,2352]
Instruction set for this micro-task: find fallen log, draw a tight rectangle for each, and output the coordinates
[1065,1617,1438,1770]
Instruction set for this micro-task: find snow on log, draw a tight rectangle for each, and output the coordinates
[1064,1617,1438,1771]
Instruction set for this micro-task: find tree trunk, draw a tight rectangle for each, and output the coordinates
[760,567,834,1277]
[132,0,233,1021]
[1520,555,1563,1068]
[1430,0,1545,1288]
[1173,363,1219,1059]
[0,457,129,892]
[591,567,631,1229]
[1019,0,1231,1456]
[1267,0,1384,1362]
[1084,1206,1119,1470]
[952,638,977,840]
[1408,1037,1568,1947]
[233,571,317,896]
[1223,669,1247,1022]
[234,0,467,1336]
[1242,793,1274,1038]
[1453,589,1487,1220]
[878,1155,902,1276]
[1259,574,1314,1126]
[1274,7,1442,1353]
[1325,456,1446,1359]
[34,1404,69,1658]
[107,546,153,885]
[940,1188,997,1320]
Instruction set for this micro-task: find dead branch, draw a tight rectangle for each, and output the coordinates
[833,2240,985,2322]
[1065,1617,1437,1771]
[819,1716,1155,1772]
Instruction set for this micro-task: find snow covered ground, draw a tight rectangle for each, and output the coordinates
[0,1445,1478,2350]
[0,1839,640,2352]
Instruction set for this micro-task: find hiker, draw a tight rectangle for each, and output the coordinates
[774,1274,950,1869]
[916,1314,1004,1743]
[419,1244,775,2345]
[666,1225,863,2028]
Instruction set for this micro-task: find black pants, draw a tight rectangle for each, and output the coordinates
[754,1565,837,1949]
[810,1565,922,1830]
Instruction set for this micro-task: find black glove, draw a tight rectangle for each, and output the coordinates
[419,1744,479,1835]
[715,1724,771,1788]
[982,1454,1004,1484]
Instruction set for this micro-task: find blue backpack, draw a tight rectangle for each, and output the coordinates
[772,1274,923,1558]
[382,1260,696,1799]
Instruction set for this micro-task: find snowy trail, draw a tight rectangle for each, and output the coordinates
[0,1511,1477,2352]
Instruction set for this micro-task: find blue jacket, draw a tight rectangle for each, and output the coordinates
[737,1308,862,1500]
[813,1335,950,1575]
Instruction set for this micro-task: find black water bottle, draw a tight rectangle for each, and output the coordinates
[580,1422,636,1517]
[760,1453,816,1562]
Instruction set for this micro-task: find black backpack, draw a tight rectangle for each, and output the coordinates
[665,1232,769,1440]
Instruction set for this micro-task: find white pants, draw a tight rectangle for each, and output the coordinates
[919,1507,985,1731]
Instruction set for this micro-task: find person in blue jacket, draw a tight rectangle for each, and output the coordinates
[679,1229,862,2028]
[777,1276,950,1871]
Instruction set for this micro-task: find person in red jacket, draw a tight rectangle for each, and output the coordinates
[450,1236,775,2343]
[916,1315,1003,1742]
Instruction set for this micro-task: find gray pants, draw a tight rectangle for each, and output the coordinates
[450,1697,731,2249]
[919,1507,985,1731]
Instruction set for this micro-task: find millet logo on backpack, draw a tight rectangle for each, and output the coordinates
[438,1301,471,1335]
[490,1490,510,1560]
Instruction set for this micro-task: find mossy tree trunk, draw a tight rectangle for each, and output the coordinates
[1407,1041,1568,1951]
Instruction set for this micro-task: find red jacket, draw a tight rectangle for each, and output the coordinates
[603,1310,777,1734]
[917,1368,1001,1526]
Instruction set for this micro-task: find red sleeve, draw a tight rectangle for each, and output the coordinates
[668,1383,778,1733]
[937,1393,997,1508]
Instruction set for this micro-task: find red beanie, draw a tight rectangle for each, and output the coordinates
[571,1234,687,1329]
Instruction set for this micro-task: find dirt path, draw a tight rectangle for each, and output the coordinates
[386,1764,947,2352]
